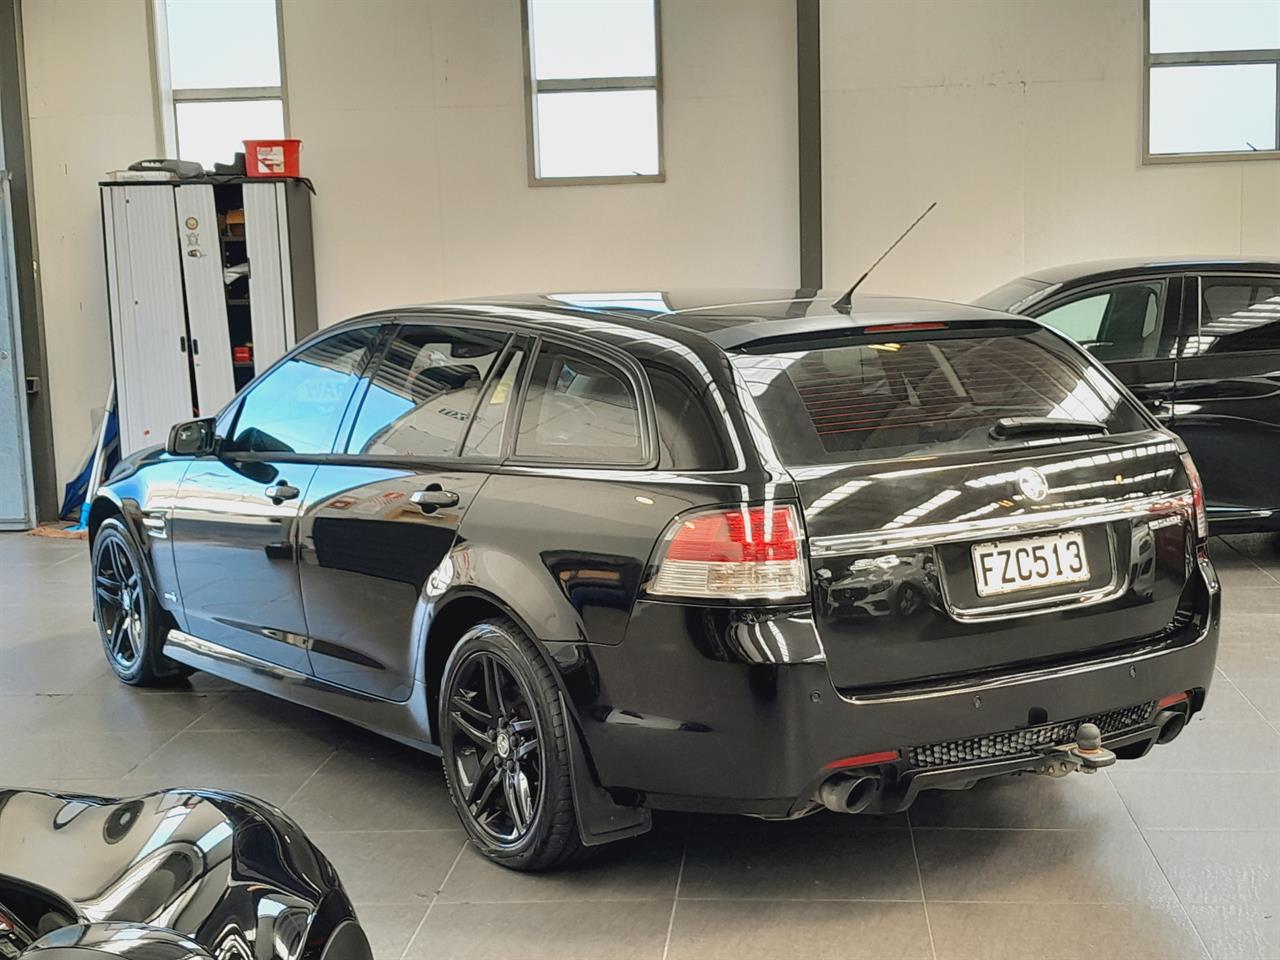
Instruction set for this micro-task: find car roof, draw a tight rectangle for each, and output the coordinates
[1024,256,1280,286]
[343,290,1026,351]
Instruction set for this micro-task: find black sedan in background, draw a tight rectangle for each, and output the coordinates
[979,258,1280,532]
[88,291,1218,870]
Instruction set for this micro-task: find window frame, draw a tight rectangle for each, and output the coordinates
[506,334,657,469]
[149,0,291,160]
[1143,0,1280,164]
[519,0,666,187]
[1029,276,1173,363]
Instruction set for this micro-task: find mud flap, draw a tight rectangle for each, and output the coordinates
[561,693,652,846]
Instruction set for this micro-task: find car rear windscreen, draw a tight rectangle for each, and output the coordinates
[732,326,1149,465]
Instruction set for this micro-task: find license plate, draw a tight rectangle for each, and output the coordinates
[971,531,1090,597]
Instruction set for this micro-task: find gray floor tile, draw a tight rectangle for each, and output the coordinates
[1200,680,1273,722]
[679,823,919,901]
[351,903,429,959]
[928,901,1207,960]
[126,728,338,779]
[914,827,1177,904]
[1216,612,1280,647]
[8,728,174,781]
[285,741,460,833]
[1184,902,1280,960]
[1131,720,1280,772]
[908,767,1136,830]
[666,899,933,960]
[308,830,466,906]
[439,833,683,903]
[1216,643,1280,681]
[38,687,220,734]
[1108,770,1280,830]
[1236,679,1280,722]
[1144,830,1280,908]
[406,899,673,960]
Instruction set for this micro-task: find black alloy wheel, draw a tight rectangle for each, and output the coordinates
[91,518,192,686]
[440,617,583,870]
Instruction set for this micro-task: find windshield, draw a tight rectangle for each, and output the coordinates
[974,277,1054,314]
[732,327,1148,465]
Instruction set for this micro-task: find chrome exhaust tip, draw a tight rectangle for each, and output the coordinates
[1157,709,1187,744]
[818,774,880,814]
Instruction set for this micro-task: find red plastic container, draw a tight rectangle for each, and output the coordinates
[243,139,301,178]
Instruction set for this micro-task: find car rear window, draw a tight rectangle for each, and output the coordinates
[732,327,1149,465]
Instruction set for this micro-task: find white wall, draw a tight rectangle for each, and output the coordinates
[821,0,1280,302]
[281,0,799,324]
[23,0,158,489]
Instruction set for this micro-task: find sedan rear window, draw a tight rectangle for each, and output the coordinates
[733,327,1148,465]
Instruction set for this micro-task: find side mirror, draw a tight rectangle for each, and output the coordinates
[166,417,218,457]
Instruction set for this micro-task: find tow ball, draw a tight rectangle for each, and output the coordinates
[1036,722,1117,777]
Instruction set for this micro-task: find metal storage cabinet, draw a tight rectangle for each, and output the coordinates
[100,179,317,456]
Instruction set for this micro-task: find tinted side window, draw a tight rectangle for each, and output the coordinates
[1194,276,1280,354]
[347,325,509,457]
[643,362,728,470]
[515,344,642,463]
[1034,280,1168,361]
[462,343,527,458]
[228,328,375,454]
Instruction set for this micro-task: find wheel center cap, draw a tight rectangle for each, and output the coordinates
[495,730,512,759]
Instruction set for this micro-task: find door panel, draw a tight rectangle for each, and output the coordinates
[170,458,316,672]
[1170,274,1280,520]
[175,185,236,416]
[295,322,517,698]
[298,465,487,699]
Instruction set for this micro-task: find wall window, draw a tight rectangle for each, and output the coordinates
[1146,0,1280,161]
[521,0,663,185]
[155,0,287,169]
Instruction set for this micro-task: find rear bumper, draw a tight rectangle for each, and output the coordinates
[561,551,1219,817]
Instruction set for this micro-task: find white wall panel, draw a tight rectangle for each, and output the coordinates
[243,182,290,367]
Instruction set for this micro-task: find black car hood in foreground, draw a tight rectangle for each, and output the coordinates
[0,788,370,959]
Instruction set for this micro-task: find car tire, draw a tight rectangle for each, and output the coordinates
[91,517,193,686]
[439,616,585,871]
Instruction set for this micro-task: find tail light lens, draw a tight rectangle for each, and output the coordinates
[647,503,808,601]
[1180,452,1208,540]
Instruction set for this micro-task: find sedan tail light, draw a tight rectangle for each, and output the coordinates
[1180,452,1208,541]
[647,503,808,601]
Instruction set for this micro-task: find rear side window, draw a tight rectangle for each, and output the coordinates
[1193,276,1280,354]
[515,344,642,463]
[644,363,729,470]
[733,327,1148,465]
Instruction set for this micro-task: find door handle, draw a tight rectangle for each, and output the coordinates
[265,482,300,505]
[410,484,460,513]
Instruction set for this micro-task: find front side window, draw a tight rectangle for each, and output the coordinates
[1033,280,1169,362]
[347,326,509,458]
[522,0,663,184]
[1185,276,1280,354]
[227,328,375,455]
[515,345,642,462]
[1146,0,1280,161]
[156,0,286,168]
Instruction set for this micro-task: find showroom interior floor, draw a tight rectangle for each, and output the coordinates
[2,531,1278,960]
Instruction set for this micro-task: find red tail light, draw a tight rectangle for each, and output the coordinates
[1180,452,1208,540]
[648,503,807,601]
[1158,690,1190,709]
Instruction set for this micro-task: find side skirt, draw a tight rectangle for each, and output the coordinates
[164,630,440,756]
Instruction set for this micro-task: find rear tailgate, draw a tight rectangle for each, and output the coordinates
[732,321,1200,692]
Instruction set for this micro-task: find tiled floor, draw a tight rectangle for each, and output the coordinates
[3,531,1279,960]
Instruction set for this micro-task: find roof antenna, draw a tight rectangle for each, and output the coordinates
[832,201,938,312]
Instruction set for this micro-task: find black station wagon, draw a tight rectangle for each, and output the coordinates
[979,257,1280,532]
[88,291,1220,870]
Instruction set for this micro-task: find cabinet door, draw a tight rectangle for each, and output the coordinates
[102,186,192,456]
[243,182,292,370]
[175,185,236,416]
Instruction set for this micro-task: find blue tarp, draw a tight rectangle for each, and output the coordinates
[60,408,119,522]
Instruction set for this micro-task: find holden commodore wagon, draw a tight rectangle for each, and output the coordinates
[87,291,1220,870]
